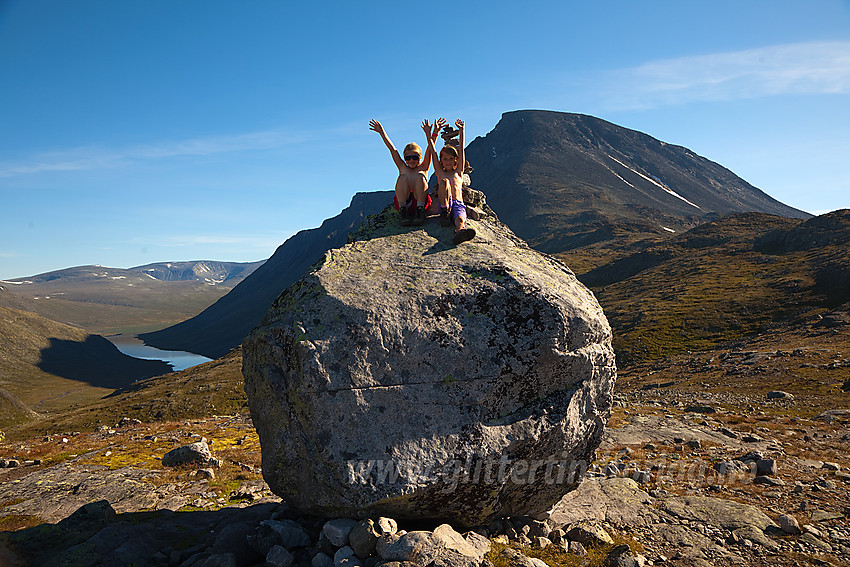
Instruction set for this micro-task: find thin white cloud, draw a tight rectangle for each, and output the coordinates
[125,233,285,249]
[598,41,850,110]
[0,129,307,178]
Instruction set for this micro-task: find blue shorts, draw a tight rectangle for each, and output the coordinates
[448,198,466,221]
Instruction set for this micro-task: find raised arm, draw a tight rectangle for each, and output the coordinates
[421,118,445,171]
[420,120,433,171]
[369,119,404,170]
[456,119,465,174]
[424,119,440,173]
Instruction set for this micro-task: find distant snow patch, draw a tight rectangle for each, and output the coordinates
[661,226,676,233]
[111,276,126,280]
[607,155,704,211]
[143,273,159,280]
[0,280,32,285]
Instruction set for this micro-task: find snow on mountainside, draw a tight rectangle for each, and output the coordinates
[3,261,264,287]
[465,110,811,254]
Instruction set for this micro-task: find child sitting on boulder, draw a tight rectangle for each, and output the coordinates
[369,118,442,226]
[423,118,476,244]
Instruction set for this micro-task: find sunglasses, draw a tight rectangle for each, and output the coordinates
[404,155,420,161]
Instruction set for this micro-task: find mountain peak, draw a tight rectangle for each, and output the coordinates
[467,109,810,254]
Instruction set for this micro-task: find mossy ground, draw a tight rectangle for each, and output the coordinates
[486,534,643,567]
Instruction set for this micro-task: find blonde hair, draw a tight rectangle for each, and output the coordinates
[403,142,422,156]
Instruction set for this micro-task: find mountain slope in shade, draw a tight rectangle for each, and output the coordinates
[465,110,810,255]
[0,305,170,425]
[140,191,394,359]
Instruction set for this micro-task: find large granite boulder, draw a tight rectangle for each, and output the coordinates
[242,206,616,525]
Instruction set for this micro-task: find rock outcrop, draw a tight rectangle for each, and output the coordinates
[243,206,617,525]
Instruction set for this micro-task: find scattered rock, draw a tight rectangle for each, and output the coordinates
[738,451,763,463]
[260,519,312,550]
[766,390,794,400]
[311,552,333,567]
[719,427,738,439]
[532,536,551,548]
[660,495,777,533]
[196,467,215,480]
[810,510,844,522]
[323,517,359,547]
[777,514,802,535]
[755,458,777,477]
[565,523,614,547]
[162,440,219,468]
[753,475,785,487]
[499,547,536,567]
[266,545,294,567]
[799,531,833,552]
[377,531,433,563]
[603,544,638,567]
[815,409,850,423]
[684,405,715,414]
[568,540,588,555]
[333,546,357,566]
[348,519,380,559]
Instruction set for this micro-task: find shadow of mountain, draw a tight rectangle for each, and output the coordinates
[37,335,172,389]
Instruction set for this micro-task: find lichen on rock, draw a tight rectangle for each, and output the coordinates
[242,204,617,525]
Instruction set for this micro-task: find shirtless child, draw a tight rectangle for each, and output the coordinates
[424,118,475,244]
[369,118,442,226]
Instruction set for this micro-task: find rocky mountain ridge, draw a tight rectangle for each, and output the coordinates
[465,110,810,257]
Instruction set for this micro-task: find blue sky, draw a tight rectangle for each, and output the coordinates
[1,0,849,280]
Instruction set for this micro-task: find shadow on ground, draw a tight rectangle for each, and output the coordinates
[0,500,286,567]
[38,335,172,389]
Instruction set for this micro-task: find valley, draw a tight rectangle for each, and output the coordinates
[0,110,848,566]
[0,260,263,335]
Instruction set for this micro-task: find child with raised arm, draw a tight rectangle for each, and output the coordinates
[424,118,475,244]
[369,118,443,226]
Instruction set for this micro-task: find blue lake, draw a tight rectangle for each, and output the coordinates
[107,334,212,372]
